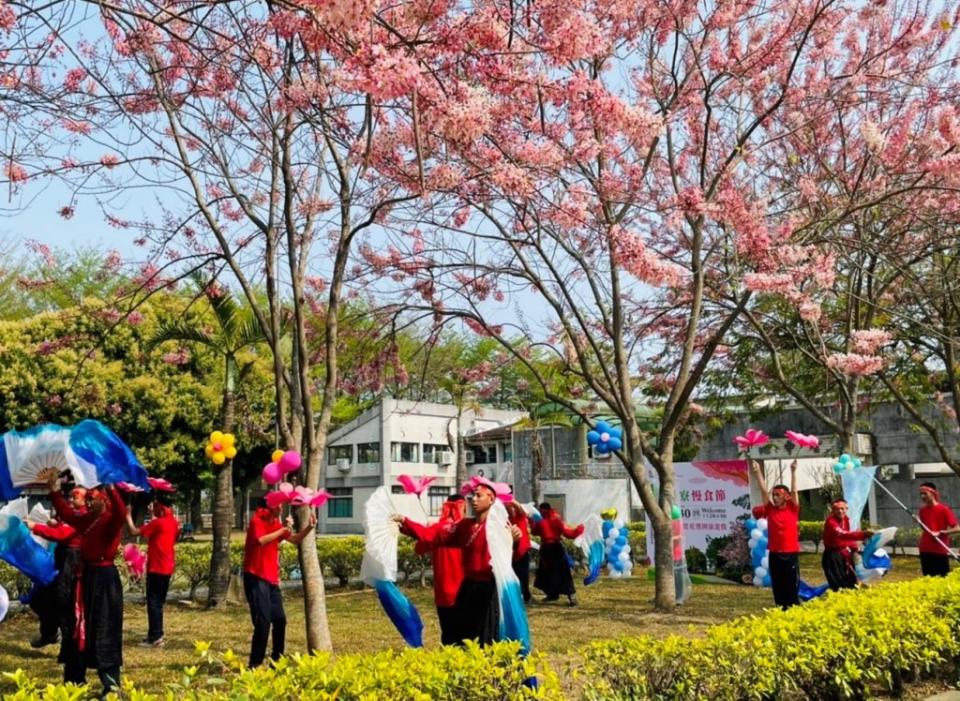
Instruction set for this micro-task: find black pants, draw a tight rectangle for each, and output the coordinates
[452,578,499,646]
[66,564,123,693]
[769,552,800,609]
[28,582,60,641]
[920,552,951,577]
[243,573,286,667]
[57,549,83,684]
[437,605,458,645]
[512,552,531,603]
[146,573,171,642]
[534,542,575,598]
[822,550,857,591]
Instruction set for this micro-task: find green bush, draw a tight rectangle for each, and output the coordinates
[397,535,429,586]
[3,641,561,701]
[315,535,365,587]
[579,572,960,699]
[799,520,824,552]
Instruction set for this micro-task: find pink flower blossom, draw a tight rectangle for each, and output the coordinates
[100,154,120,168]
[127,311,144,326]
[397,474,436,497]
[825,353,885,376]
[5,162,27,183]
[850,329,892,354]
[58,206,75,219]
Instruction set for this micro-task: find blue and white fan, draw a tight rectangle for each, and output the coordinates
[487,500,531,655]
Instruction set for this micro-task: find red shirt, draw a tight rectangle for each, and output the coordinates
[822,515,867,552]
[408,522,465,608]
[752,499,800,553]
[52,488,127,564]
[50,499,87,549]
[403,516,493,581]
[32,521,77,544]
[531,511,583,543]
[243,508,289,585]
[511,515,531,560]
[139,507,179,575]
[918,502,958,555]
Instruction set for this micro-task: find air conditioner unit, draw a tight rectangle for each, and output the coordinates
[437,451,454,465]
[335,458,351,472]
[590,445,612,461]
[463,450,475,464]
[878,465,899,481]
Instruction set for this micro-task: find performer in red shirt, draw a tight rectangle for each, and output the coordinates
[750,459,800,609]
[821,499,872,591]
[126,493,180,647]
[406,494,465,645]
[397,479,521,647]
[243,498,316,667]
[42,469,126,696]
[505,500,532,603]
[531,503,583,606]
[916,483,960,577]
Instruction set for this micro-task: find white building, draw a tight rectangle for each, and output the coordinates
[318,398,524,533]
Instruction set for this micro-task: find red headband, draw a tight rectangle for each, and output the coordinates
[831,500,848,508]
[920,485,939,498]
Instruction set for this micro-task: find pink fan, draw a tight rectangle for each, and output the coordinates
[397,474,436,497]
[265,491,292,509]
[147,477,176,493]
[460,475,513,502]
[733,428,769,453]
[784,431,819,450]
[123,543,146,581]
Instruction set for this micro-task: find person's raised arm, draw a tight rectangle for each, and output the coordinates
[750,459,769,505]
[125,510,142,536]
[790,459,799,504]
[287,511,317,545]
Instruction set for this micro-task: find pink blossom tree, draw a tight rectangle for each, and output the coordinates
[353,0,960,608]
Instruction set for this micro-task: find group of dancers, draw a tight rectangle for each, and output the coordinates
[749,459,959,609]
[21,468,179,696]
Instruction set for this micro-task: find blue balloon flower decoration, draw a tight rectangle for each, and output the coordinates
[587,421,623,454]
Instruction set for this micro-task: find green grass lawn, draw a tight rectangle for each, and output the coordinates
[0,554,928,695]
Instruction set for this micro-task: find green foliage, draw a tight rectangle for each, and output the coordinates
[314,536,366,587]
[578,572,960,700]
[683,547,707,574]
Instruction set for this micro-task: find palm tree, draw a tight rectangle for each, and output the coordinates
[148,279,270,608]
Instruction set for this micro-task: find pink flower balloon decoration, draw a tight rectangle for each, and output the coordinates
[397,474,437,497]
[264,491,291,509]
[262,462,282,485]
[147,477,176,493]
[279,451,302,473]
[733,428,769,453]
[784,431,820,450]
[123,543,146,581]
[116,482,144,493]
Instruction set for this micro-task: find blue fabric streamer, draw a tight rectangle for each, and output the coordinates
[374,579,423,648]
[797,579,829,601]
[0,516,56,586]
[840,466,877,527]
[584,540,606,585]
[0,447,16,502]
[70,420,150,489]
[497,579,531,656]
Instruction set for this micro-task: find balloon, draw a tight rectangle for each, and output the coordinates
[761,556,769,569]
[757,537,768,551]
[618,551,630,562]
[279,451,302,473]
[272,449,285,463]
[0,585,7,622]
[608,528,620,539]
[608,437,622,451]
[211,452,225,465]
[750,528,762,540]
[265,491,290,509]
[746,518,758,530]
[748,537,758,549]
[839,453,851,463]
[610,426,622,438]
[622,544,631,554]
[833,464,843,474]
[752,576,763,587]
[262,462,282,485]
[210,430,224,443]
[610,570,622,579]
[853,458,863,468]
[212,442,223,452]
[756,518,768,531]
[586,430,600,445]
[615,535,627,547]
[762,574,771,587]
[874,548,887,559]
[278,481,294,494]
[597,443,610,454]
[596,421,611,434]
[225,446,238,459]
[613,518,626,529]
[670,505,681,519]
[754,566,767,579]
[204,444,214,458]
[599,432,610,443]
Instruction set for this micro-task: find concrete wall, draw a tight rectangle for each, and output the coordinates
[540,478,632,524]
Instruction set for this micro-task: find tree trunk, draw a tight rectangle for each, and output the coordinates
[651,513,677,610]
[299,448,332,650]
[531,429,545,504]
[207,380,236,608]
[189,489,203,533]
[455,409,468,486]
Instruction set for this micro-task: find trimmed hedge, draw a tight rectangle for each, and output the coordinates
[5,570,960,699]
[578,572,960,699]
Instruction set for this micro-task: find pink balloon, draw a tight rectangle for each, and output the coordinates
[278,481,294,495]
[262,462,282,485]
[279,450,302,473]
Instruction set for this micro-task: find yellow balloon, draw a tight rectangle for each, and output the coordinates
[204,444,214,458]
[222,433,236,447]
[224,446,237,459]
[211,452,226,465]
[271,449,285,463]
[210,431,224,443]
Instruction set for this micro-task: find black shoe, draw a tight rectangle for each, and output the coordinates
[567,595,578,607]
[30,632,60,648]
[542,595,559,602]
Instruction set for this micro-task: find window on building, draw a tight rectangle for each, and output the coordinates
[422,443,449,464]
[390,441,419,463]
[472,444,497,464]
[391,486,405,495]
[357,442,381,464]
[428,486,452,516]
[327,487,353,518]
[328,445,353,464]
[500,442,513,462]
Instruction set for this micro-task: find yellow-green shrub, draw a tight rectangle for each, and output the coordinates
[4,642,561,701]
[315,535,365,587]
[578,572,960,700]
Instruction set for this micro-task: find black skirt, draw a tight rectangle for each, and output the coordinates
[82,564,123,669]
[452,578,499,646]
[822,549,857,591]
[57,548,82,665]
[534,542,575,597]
